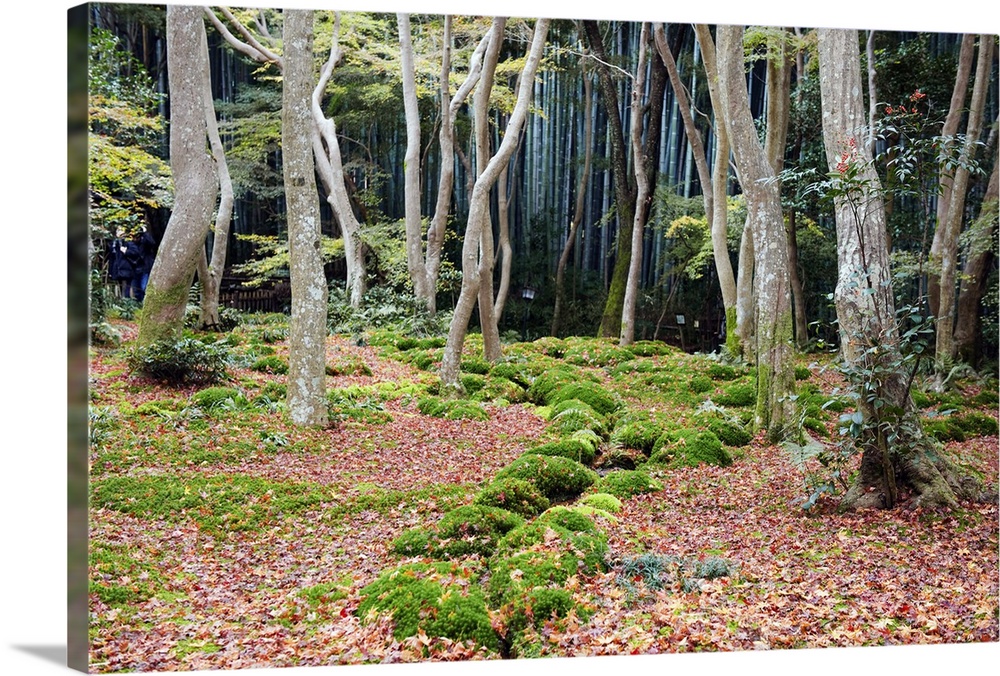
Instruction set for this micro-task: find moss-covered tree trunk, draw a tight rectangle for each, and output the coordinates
[818,28,988,510]
[137,5,218,346]
[717,25,795,441]
[584,20,636,339]
[954,160,998,363]
[283,9,328,427]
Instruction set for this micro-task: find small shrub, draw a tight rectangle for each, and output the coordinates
[474,478,550,518]
[529,439,596,466]
[695,556,737,579]
[577,492,623,513]
[714,381,755,407]
[251,354,289,374]
[260,381,287,400]
[356,562,498,652]
[494,454,597,500]
[594,470,663,499]
[127,338,230,385]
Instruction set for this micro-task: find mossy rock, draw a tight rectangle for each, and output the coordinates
[803,417,829,438]
[547,401,608,438]
[577,492,623,513]
[706,363,741,381]
[922,417,967,442]
[704,417,752,447]
[461,357,491,375]
[954,411,998,437]
[471,377,526,404]
[610,419,664,455]
[651,429,733,468]
[593,470,663,499]
[489,363,532,389]
[356,562,498,653]
[597,446,648,471]
[391,505,523,558]
[494,454,598,500]
[529,439,596,466]
[191,386,246,410]
[474,478,551,518]
[460,373,487,395]
[548,382,622,416]
[714,381,756,407]
[251,355,289,375]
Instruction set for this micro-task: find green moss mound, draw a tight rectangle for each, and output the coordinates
[191,386,246,410]
[417,396,489,421]
[460,373,487,395]
[955,411,999,437]
[706,363,740,381]
[536,506,598,533]
[251,355,288,375]
[527,366,594,405]
[392,505,523,559]
[610,418,664,455]
[127,337,230,385]
[577,492,623,513]
[494,454,598,500]
[689,375,714,393]
[357,562,498,653]
[471,377,526,404]
[651,429,733,468]
[714,381,756,407]
[593,470,663,499]
[529,439,596,466]
[794,365,812,380]
[704,417,752,447]
[474,478,551,518]
[549,382,622,416]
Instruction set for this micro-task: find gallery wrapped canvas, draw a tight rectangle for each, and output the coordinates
[60,1,999,675]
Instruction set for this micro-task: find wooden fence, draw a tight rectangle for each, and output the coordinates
[219,278,290,314]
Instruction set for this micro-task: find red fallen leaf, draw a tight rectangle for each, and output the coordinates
[340,608,349,618]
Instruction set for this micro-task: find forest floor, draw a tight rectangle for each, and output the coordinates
[86,316,999,672]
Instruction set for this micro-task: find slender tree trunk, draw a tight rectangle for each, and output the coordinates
[494,161,513,323]
[440,18,550,390]
[426,23,489,315]
[552,65,594,336]
[818,27,987,510]
[735,218,755,361]
[620,22,651,346]
[954,157,999,363]
[283,9,328,427]
[788,31,810,348]
[138,6,218,346]
[584,20,637,339]
[928,34,976,318]
[311,13,365,307]
[693,25,739,355]
[718,25,795,441]
[198,42,235,331]
[473,19,505,363]
[866,30,878,154]
[398,14,429,305]
[935,36,994,370]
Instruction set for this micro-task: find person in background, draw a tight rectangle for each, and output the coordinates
[138,226,158,300]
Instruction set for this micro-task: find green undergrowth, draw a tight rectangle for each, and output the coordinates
[89,541,165,607]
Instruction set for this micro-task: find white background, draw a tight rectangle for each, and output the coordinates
[3,1,997,675]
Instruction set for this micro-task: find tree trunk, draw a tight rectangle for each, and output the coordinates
[954,158,999,363]
[398,14,429,305]
[440,18,550,391]
[283,9,328,427]
[927,34,976,318]
[311,13,365,307]
[620,22,651,346]
[552,64,594,337]
[474,19,505,363]
[493,161,513,323]
[735,218,755,361]
[934,36,993,370]
[426,22,489,315]
[693,25,739,355]
[198,41,235,331]
[718,25,795,441]
[138,6,218,346]
[817,27,987,510]
[585,20,636,339]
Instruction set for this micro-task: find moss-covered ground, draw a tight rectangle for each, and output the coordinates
[87,317,998,670]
